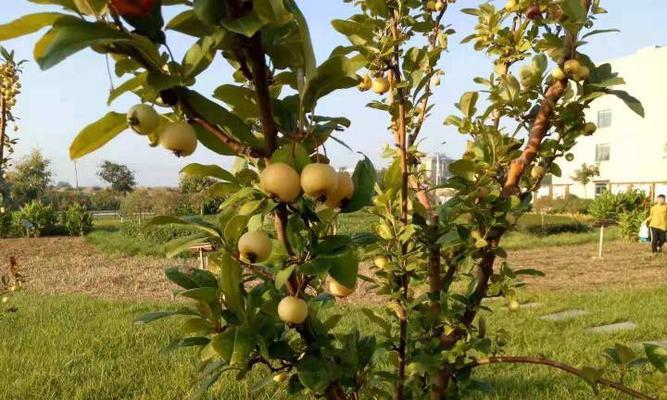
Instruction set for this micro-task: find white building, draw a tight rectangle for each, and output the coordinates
[423,152,453,186]
[547,46,667,200]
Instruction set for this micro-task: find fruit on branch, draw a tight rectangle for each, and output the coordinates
[530,165,545,180]
[272,373,288,383]
[564,59,590,81]
[525,4,542,20]
[565,153,575,162]
[159,122,197,157]
[329,278,356,298]
[551,67,567,81]
[238,231,272,263]
[260,163,301,203]
[127,104,159,135]
[434,0,445,11]
[372,76,391,94]
[374,255,389,270]
[110,0,153,18]
[300,163,338,201]
[326,172,355,209]
[426,0,436,11]
[357,75,372,91]
[519,65,538,88]
[583,122,597,136]
[277,296,308,324]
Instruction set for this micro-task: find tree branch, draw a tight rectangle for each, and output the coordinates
[472,356,655,400]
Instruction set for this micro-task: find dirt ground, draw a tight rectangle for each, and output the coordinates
[0,237,665,302]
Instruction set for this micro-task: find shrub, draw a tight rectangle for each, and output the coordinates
[89,189,121,211]
[62,202,93,236]
[0,211,14,237]
[588,190,650,222]
[522,220,591,236]
[618,209,649,241]
[533,195,593,215]
[13,200,58,237]
[120,219,198,245]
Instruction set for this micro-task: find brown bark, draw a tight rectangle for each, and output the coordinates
[473,356,655,400]
[246,34,278,155]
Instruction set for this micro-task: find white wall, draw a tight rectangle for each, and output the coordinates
[552,46,667,199]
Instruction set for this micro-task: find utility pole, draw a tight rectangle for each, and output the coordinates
[73,160,80,191]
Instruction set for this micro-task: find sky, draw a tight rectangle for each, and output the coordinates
[2,0,666,187]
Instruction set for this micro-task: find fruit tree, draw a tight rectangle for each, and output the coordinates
[2,0,666,399]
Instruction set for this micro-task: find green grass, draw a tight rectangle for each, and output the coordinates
[503,226,621,250]
[1,287,665,399]
[85,227,168,257]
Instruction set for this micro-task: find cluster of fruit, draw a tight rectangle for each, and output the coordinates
[126,104,198,157]
[231,163,358,325]
[0,62,20,110]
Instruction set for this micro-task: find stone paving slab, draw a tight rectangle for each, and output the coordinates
[586,321,637,334]
[539,309,589,321]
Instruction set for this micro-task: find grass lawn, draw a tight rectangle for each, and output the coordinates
[1,286,665,400]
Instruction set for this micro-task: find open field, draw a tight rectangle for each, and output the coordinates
[1,230,665,400]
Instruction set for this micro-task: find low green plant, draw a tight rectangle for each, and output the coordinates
[62,202,93,236]
[13,200,57,237]
[589,190,650,222]
[618,209,649,242]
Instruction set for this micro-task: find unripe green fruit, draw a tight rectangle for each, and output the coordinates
[160,122,198,157]
[329,278,355,298]
[564,59,583,76]
[127,104,160,135]
[565,153,575,162]
[572,65,590,82]
[301,163,338,200]
[238,231,272,263]
[372,77,391,94]
[278,296,308,324]
[358,75,372,91]
[260,163,301,203]
[531,165,545,180]
[551,67,567,81]
[326,172,355,209]
[583,122,597,136]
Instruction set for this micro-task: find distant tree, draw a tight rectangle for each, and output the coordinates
[179,173,215,194]
[7,149,52,207]
[571,163,600,197]
[54,181,72,189]
[97,160,135,194]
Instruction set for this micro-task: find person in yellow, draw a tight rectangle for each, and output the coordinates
[645,194,667,254]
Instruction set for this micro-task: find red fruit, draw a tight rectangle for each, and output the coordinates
[111,0,153,17]
[525,5,542,20]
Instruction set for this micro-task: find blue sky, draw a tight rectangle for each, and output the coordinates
[2,1,666,187]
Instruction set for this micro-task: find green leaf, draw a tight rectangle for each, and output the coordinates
[275,265,296,290]
[182,31,225,80]
[448,159,475,181]
[134,309,196,324]
[331,19,375,46]
[181,163,236,182]
[608,90,644,118]
[458,91,478,118]
[218,252,245,320]
[180,287,219,302]
[224,215,250,244]
[69,112,127,160]
[297,356,333,393]
[580,366,604,388]
[164,234,209,258]
[301,55,365,112]
[34,17,129,70]
[560,0,588,33]
[165,267,199,289]
[211,326,255,365]
[271,143,311,173]
[107,72,147,105]
[0,13,65,41]
[254,0,293,25]
[193,0,225,26]
[326,247,358,288]
[341,157,377,213]
[213,84,259,120]
[167,10,213,37]
[365,0,390,17]
[645,343,667,373]
[28,0,76,10]
[181,317,214,335]
[284,0,316,81]
[221,12,266,37]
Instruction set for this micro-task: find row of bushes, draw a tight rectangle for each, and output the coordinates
[0,200,93,238]
[120,219,199,245]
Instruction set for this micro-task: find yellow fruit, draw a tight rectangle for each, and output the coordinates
[508,300,520,311]
[357,75,372,91]
[531,165,545,180]
[434,0,444,11]
[326,172,355,208]
[583,122,597,136]
[159,122,198,157]
[572,65,590,82]
[372,77,391,94]
[563,59,583,76]
[260,163,301,203]
[374,255,389,269]
[426,0,436,11]
[127,104,160,135]
[300,163,338,200]
[277,296,308,324]
[329,279,356,298]
[551,67,567,81]
[504,0,517,11]
[238,231,272,263]
[273,373,288,383]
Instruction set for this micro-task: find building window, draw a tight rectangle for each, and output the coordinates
[597,109,612,128]
[595,143,610,162]
[595,182,609,197]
